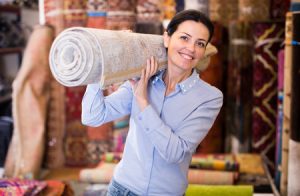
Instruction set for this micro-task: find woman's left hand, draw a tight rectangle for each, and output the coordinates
[130,56,159,111]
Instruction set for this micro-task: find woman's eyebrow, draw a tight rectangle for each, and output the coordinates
[179,32,207,42]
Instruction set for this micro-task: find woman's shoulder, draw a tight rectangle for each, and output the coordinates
[195,78,223,100]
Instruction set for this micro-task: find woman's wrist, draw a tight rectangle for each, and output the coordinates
[138,99,149,111]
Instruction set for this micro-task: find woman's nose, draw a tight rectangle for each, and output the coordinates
[186,42,195,52]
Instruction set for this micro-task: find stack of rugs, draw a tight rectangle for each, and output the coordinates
[10,153,262,195]
[0,179,73,195]
[188,154,239,185]
[78,153,266,185]
[78,153,265,195]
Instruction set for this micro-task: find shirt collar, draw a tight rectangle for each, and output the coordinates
[152,68,165,85]
[177,69,199,94]
[152,69,199,94]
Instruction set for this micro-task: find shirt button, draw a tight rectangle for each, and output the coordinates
[138,116,142,120]
[146,128,150,131]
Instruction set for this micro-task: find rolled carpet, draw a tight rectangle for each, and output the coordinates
[188,169,237,185]
[49,27,217,87]
[185,185,253,196]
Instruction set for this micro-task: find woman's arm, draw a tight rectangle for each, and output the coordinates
[81,82,133,127]
[134,91,223,164]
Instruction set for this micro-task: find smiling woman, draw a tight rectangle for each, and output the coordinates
[81,9,223,196]
[163,20,210,96]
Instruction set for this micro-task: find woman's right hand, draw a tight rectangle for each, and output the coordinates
[130,56,158,111]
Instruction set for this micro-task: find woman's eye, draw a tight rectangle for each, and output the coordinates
[180,36,189,41]
[196,42,205,48]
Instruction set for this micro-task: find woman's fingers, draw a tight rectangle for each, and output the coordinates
[149,56,154,76]
[145,58,151,80]
[144,56,158,80]
[151,56,158,76]
[141,67,146,81]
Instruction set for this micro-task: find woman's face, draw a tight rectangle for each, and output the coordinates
[164,20,210,73]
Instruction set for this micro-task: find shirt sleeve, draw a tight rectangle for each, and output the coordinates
[81,81,133,127]
[133,90,223,164]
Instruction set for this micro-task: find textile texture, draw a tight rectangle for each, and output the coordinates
[136,0,162,23]
[106,0,137,30]
[44,0,64,35]
[190,154,239,171]
[107,0,137,12]
[252,22,284,169]
[49,27,217,87]
[4,25,54,179]
[64,87,113,166]
[106,12,136,30]
[86,124,113,166]
[43,0,67,169]
[238,0,270,21]
[63,0,87,28]
[0,179,73,196]
[87,14,107,29]
[87,0,108,12]
[64,86,88,166]
[44,0,87,35]
[40,180,74,195]
[188,169,237,185]
[44,75,66,169]
[44,0,91,168]
[0,179,47,195]
[64,120,88,166]
[209,0,238,26]
[235,154,265,175]
[185,185,253,196]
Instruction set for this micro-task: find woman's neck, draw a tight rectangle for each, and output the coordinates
[163,68,192,96]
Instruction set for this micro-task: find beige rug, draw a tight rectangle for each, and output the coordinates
[49,27,217,88]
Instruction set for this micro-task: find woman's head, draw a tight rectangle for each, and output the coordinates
[166,9,214,44]
[163,10,214,73]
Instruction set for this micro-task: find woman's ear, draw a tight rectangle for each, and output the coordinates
[163,31,170,48]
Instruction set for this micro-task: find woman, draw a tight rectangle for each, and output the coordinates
[82,9,223,196]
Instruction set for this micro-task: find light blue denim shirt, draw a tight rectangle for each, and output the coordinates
[81,69,223,196]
